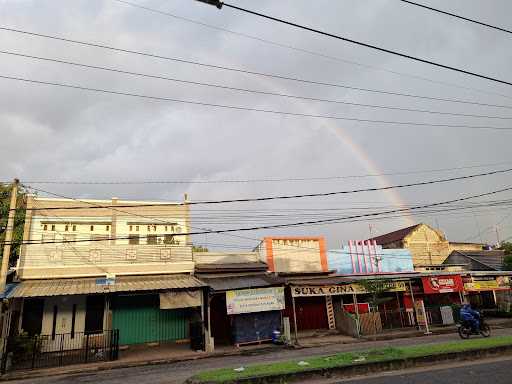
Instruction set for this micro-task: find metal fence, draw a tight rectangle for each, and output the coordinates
[1,330,119,372]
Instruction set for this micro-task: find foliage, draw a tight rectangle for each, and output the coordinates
[500,242,512,270]
[7,333,44,366]
[192,336,512,383]
[0,183,26,266]
[357,279,396,308]
[192,245,209,253]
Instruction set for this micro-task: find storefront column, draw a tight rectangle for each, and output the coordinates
[408,280,418,329]
[353,293,360,337]
[291,294,299,344]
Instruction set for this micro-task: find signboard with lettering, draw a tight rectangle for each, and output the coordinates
[291,281,406,297]
[226,287,285,315]
[421,275,463,294]
[464,276,510,291]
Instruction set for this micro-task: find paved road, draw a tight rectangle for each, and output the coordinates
[332,356,512,383]
[9,328,512,384]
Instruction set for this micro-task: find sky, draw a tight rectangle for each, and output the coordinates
[1,0,512,250]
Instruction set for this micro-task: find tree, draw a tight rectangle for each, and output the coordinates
[500,242,512,270]
[357,278,396,310]
[0,183,26,266]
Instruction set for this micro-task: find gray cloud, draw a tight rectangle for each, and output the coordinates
[1,0,511,248]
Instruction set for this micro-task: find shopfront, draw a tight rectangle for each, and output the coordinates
[287,280,407,336]
[464,275,511,310]
[420,274,464,324]
[223,287,285,346]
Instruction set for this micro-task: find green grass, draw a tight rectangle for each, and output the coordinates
[192,336,512,383]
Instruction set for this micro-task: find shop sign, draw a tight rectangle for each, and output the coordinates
[464,276,510,291]
[421,275,463,294]
[226,287,285,315]
[291,281,406,297]
[414,300,427,326]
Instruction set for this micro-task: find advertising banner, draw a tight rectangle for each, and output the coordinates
[464,276,510,291]
[291,281,406,297]
[226,287,285,315]
[421,275,463,294]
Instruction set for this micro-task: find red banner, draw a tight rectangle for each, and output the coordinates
[422,275,463,294]
[343,303,370,314]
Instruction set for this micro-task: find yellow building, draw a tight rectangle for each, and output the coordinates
[368,223,484,269]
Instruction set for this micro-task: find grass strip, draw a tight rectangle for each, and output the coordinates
[193,336,512,383]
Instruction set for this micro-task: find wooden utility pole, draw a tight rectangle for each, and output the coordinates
[0,179,19,293]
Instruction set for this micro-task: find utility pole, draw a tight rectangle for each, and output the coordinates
[495,226,501,248]
[0,179,19,293]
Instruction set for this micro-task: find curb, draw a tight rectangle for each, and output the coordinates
[186,344,512,384]
[1,326,507,382]
[0,344,288,382]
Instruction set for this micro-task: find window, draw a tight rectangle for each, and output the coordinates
[147,235,158,245]
[43,224,48,231]
[51,224,55,231]
[147,225,151,232]
[153,225,157,231]
[129,225,133,231]
[90,225,94,231]
[65,225,69,232]
[135,225,139,231]
[106,225,110,231]
[128,235,140,245]
[165,226,168,232]
[72,225,76,231]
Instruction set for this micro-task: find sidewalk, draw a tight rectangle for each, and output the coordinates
[4,318,512,382]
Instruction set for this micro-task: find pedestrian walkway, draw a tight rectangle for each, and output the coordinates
[5,321,512,384]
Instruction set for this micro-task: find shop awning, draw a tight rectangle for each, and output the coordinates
[198,274,279,291]
[9,274,205,298]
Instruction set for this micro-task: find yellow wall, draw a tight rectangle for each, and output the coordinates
[401,224,450,267]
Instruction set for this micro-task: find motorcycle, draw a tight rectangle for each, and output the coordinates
[457,314,491,339]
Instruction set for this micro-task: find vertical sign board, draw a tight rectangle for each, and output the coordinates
[226,287,285,315]
[414,299,431,334]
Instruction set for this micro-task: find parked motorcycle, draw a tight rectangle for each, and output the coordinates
[457,314,491,339]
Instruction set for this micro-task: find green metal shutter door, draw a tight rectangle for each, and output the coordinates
[112,295,189,345]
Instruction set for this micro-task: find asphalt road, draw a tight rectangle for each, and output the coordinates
[8,328,512,384]
[333,356,512,383]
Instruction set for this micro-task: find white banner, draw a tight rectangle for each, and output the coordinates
[226,287,285,315]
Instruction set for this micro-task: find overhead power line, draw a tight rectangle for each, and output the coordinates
[113,0,512,101]
[398,0,512,35]
[9,160,512,185]
[4,50,512,121]
[2,74,512,132]
[6,184,512,246]
[210,2,512,86]
[17,167,512,211]
[1,26,511,109]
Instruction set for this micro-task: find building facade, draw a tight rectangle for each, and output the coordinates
[9,196,204,353]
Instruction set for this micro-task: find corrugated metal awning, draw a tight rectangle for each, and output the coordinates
[198,274,279,291]
[9,274,204,298]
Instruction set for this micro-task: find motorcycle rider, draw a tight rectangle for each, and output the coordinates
[460,303,480,333]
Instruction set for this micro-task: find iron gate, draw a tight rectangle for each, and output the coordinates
[1,330,119,372]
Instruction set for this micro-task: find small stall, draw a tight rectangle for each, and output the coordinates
[463,273,512,310]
